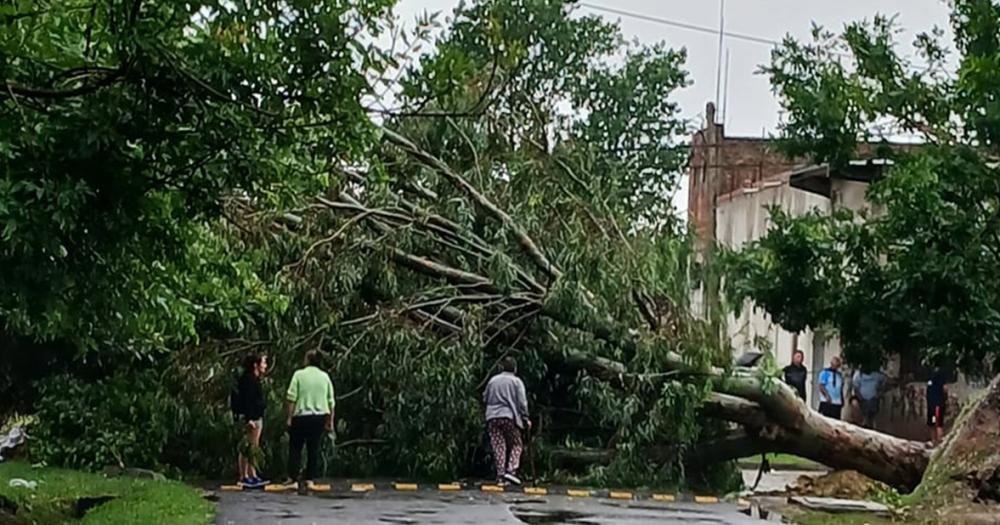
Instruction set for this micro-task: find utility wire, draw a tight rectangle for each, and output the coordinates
[577,1,938,73]
[577,2,782,47]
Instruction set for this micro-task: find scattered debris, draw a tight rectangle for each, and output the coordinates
[7,478,37,490]
[789,496,891,515]
[0,427,26,462]
[786,470,889,499]
[100,466,167,481]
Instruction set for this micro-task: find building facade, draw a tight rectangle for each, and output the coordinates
[688,103,975,439]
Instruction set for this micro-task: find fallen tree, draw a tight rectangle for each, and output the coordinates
[228,0,997,502]
[236,124,934,490]
[9,0,994,502]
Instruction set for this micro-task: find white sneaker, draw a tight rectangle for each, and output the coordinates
[503,472,522,485]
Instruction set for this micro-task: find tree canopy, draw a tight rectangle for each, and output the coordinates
[1,0,392,354]
[218,0,731,484]
[4,0,743,488]
[727,0,1000,375]
[11,0,997,504]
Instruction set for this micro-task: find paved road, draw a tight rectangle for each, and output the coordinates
[216,490,767,524]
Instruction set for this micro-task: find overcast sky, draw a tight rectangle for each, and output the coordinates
[390,0,954,214]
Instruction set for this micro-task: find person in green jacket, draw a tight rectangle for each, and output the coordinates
[284,350,335,487]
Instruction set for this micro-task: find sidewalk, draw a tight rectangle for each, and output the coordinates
[741,468,825,494]
[215,489,765,525]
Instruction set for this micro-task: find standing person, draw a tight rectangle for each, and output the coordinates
[852,367,886,429]
[927,366,949,444]
[230,354,268,488]
[783,350,808,401]
[483,356,530,486]
[284,350,335,489]
[818,356,845,420]
[845,395,864,426]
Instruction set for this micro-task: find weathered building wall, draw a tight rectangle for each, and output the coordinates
[687,103,803,250]
[686,105,978,438]
[715,178,835,407]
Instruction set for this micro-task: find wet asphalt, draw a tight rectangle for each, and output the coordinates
[215,490,769,524]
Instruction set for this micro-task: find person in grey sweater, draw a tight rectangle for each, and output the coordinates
[483,356,531,485]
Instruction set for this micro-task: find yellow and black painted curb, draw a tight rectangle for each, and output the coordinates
[218,481,724,504]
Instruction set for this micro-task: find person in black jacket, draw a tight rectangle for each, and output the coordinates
[783,350,808,401]
[231,354,268,488]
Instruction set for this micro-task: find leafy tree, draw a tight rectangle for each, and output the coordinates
[724,1,1000,516]
[0,0,392,355]
[728,1,1000,375]
[219,0,729,486]
[14,0,986,504]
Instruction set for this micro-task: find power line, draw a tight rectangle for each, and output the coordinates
[578,2,937,73]
[577,2,782,47]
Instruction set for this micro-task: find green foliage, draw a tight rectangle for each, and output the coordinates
[207,0,727,487]
[9,0,733,491]
[31,371,239,477]
[0,0,391,354]
[730,0,1000,374]
[0,461,213,525]
[32,372,174,471]
[869,483,906,510]
[236,433,264,473]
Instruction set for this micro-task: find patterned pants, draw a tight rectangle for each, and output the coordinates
[487,418,523,479]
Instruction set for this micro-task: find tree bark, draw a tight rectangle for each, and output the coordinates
[559,348,932,490]
[684,432,779,469]
[713,374,932,490]
[907,374,1000,522]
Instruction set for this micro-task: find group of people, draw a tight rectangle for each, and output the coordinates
[230,350,336,489]
[782,350,949,443]
[229,352,532,488]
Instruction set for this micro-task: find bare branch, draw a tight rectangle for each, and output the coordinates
[703,393,769,428]
[382,127,563,283]
[632,289,659,331]
[3,70,124,100]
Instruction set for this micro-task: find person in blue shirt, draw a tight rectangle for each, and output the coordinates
[852,367,887,429]
[818,356,844,420]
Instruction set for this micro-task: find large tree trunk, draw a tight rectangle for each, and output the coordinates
[555,344,933,490]
[549,387,931,490]
[905,374,1000,523]
[710,377,932,491]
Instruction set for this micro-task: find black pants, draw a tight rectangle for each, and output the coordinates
[819,402,842,420]
[288,415,327,481]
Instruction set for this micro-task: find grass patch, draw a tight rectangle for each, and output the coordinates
[782,508,897,525]
[0,461,212,525]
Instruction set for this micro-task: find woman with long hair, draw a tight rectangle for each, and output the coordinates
[231,353,268,488]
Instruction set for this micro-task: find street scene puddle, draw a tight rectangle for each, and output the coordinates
[512,509,599,525]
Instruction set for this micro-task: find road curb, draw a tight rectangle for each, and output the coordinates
[221,481,725,504]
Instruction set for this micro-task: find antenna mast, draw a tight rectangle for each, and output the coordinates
[714,0,726,113]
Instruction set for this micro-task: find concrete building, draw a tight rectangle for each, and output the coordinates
[688,103,977,439]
